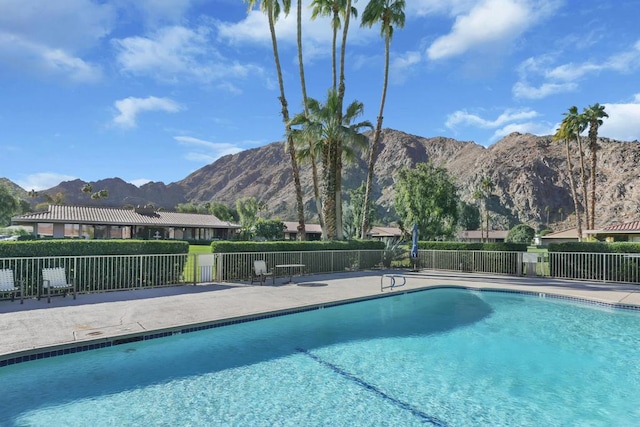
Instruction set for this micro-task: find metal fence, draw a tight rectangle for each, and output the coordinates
[2,249,638,301]
[212,250,386,282]
[0,254,188,299]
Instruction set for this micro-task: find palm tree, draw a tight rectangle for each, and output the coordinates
[583,103,608,230]
[479,176,494,242]
[554,122,583,241]
[244,0,306,240]
[310,0,357,239]
[290,89,372,239]
[562,106,590,230]
[359,0,405,239]
[296,0,326,239]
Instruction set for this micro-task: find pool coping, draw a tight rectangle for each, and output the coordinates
[2,270,639,367]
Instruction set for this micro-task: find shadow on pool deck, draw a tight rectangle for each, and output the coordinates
[0,282,243,314]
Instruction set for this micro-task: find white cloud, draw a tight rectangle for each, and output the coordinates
[391,51,422,81]
[0,0,113,82]
[601,94,640,142]
[512,81,577,99]
[174,136,244,163]
[15,173,78,192]
[113,25,262,85]
[446,108,539,129]
[446,108,555,142]
[490,121,556,140]
[0,32,102,82]
[426,0,560,60]
[216,4,371,52]
[514,39,640,99]
[113,96,182,128]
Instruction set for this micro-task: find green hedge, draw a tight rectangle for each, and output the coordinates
[0,239,189,258]
[211,240,385,253]
[548,242,640,253]
[417,241,528,252]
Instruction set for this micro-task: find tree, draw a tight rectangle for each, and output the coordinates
[289,88,372,239]
[458,200,480,231]
[553,120,583,241]
[473,176,494,242]
[296,0,325,239]
[254,218,285,240]
[583,103,608,229]
[506,224,535,244]
[346,182,376,239]
[208,201,237,222]
[244,0,306,241]
[235,197,259,228]
[394,162,459,241]
[0,184,19,227]
[563,106,590,230]
[360,0,406,239]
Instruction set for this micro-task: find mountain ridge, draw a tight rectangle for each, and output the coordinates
[5,129,639,231]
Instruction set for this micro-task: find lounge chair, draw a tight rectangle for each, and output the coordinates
[0,269,22,303]
[251,260,274,286]
[40,267,76,303]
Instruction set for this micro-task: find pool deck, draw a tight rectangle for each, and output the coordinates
[1,270,640,363]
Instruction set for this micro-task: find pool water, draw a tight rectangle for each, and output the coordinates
[2,288,640,426]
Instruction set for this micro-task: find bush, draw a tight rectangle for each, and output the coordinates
[506,224,535,244]
[417,241,528,252]
[0,239,189,258]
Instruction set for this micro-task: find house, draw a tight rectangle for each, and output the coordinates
[586,221,640,242]
[366,226,403,243]
[11,205,241,240]
[539,228,580,245]
[282,222,323,240]
[458,230,508,243]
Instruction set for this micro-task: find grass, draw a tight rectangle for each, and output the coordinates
[189,245,211,254]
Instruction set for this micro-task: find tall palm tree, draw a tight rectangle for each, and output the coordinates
[359,0,405,239]
[289,89,372,239]
[479,176,494,242]
[562,106,590,231]
[554,121,583,241]
[583,103,608,230]
[296,0,326,239]
[244,0,306,240]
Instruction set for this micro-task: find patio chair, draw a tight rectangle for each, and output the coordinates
[251,260,274,286]
[40,267,76,303]
[0,269,23,303]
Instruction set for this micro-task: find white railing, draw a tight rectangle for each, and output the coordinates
[0,253,189,299]
[1,250,637,301]
[416,250,524,276]
[213,250,386,282]
[546,252,640,283]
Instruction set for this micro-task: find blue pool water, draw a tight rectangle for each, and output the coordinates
[2,288,640,426]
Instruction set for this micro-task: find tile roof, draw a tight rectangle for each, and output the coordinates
[601,221,640,232]
[283,221,323,234]
[12,205,241,229]
[369,226,402,237]
[541,228,579,239]
[459,230,509,239]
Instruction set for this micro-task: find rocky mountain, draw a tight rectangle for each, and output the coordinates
[5,129,640,230]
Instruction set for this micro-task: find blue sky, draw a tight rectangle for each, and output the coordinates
[1,0,639,191]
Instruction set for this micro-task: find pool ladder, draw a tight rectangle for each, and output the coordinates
[380,274,406,292]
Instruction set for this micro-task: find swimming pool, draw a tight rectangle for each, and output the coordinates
[2,288,640,426]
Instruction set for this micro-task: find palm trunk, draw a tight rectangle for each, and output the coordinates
[361,34,390,239]
[334,0,352,240]
[565,140,583,241]
[296,0,325,239]
[576,134,590,232]
[267,4,305,240]
[589,127,599,230]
